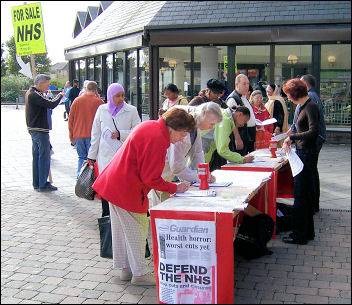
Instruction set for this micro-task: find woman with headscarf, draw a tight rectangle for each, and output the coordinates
[87,83,141,217]
[265,84,289,147]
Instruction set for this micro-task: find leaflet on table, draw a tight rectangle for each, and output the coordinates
[191,181,233,187]
[255,118,277,126]
[102,127,122,153]
[174,190,216,197]
[286,149,304,177]
[271,132,288,142]
[155,218,217,304]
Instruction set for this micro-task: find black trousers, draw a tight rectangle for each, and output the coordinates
[292,149,317,241]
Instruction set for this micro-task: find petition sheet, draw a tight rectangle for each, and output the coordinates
[102,127,122,153]
[286,149,304,177]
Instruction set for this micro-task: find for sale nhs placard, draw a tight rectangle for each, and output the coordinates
[11,2,46,56]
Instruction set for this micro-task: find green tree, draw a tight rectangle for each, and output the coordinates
[1,44,8,76]
[5,36,51,75]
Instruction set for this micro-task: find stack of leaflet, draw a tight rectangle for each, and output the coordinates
[174,190,216,197]
[191,181,233,187]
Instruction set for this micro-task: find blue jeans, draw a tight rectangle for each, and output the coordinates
[29,130,51,189]
[75,138,91,178]
[64,102,70,116]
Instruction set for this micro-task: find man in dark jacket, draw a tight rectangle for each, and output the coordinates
[68,79,80,107]
[25,74,63,191]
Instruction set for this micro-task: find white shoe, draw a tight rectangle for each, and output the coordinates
[131,272,156,286]
[120,269,132,281]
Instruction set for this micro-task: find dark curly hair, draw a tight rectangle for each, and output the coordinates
[282,78,308,100]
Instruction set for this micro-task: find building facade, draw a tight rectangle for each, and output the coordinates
[64,1,351,124]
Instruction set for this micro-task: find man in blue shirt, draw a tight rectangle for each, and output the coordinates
[288,74,326,214]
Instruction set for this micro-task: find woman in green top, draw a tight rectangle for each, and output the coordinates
[203,106,254,171]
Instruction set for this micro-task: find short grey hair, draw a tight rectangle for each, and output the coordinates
[34,74,51,85]
[194,102,223,126]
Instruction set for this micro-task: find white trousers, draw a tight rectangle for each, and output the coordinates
[109,203,149,276]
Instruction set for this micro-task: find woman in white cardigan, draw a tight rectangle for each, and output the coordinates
[87,83,141,216]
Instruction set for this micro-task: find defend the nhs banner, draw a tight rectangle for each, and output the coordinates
[155,219,217,304]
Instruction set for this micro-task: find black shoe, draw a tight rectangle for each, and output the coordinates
[282,236,307,245]
[38,185,58,192]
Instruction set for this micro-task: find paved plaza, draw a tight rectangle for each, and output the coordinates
[1,104,351,304]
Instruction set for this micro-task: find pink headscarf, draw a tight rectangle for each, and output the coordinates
[107,83,125,116]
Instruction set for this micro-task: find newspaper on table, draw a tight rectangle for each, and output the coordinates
[102,127,122,153]
[286,148,304,177]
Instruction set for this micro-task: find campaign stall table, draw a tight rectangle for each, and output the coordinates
[221,148,294,238]
[150,169,273,304]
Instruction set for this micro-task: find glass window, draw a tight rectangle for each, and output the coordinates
[87,58,94,80]
[235,45,270,93]
[275,45,312,124]
[159,47,191,106]
[94,56,102,91]
[79,59,86,89]
[127,50,137,107]
[274,45,312,84]
[73,60,79,81]
[320,44,351,126]
[106,54,113,87]
[140,48,150,121]
[114,52,124,84]
[194,46,227,97]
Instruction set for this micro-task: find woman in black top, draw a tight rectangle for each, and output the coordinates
[281,78,320,245]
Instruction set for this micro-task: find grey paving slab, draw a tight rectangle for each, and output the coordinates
[1,105,351,303]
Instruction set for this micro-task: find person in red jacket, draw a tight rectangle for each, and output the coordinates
[92,107,195,286]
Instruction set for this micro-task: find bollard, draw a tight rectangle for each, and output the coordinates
[16,97,19,109]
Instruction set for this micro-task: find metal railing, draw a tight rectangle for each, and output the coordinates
[321,97,351,126]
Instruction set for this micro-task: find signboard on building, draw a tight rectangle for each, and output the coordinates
[11,2,46,56]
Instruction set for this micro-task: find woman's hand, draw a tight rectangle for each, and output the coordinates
[111,131,119,139]
[176,182,190,193]
[282,137,292,153]
[243,155,254,163]
[87,158,96,164]
[208,174,216,183]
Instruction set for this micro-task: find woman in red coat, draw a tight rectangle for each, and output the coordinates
[92,108,195,286]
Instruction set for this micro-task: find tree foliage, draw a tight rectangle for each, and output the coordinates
[1,44,8,76]
[5,36,51,76]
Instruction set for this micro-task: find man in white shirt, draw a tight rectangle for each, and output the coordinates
[226,74,256,154]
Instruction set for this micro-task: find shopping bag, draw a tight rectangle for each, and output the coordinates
[98,216,113,258]
[75,160,96,200]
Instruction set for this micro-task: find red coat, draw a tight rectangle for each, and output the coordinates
[92,118,177,213]
[251,104,274,133]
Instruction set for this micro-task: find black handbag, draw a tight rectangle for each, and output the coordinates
[75,160,96,200]
[98,216,113,258]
